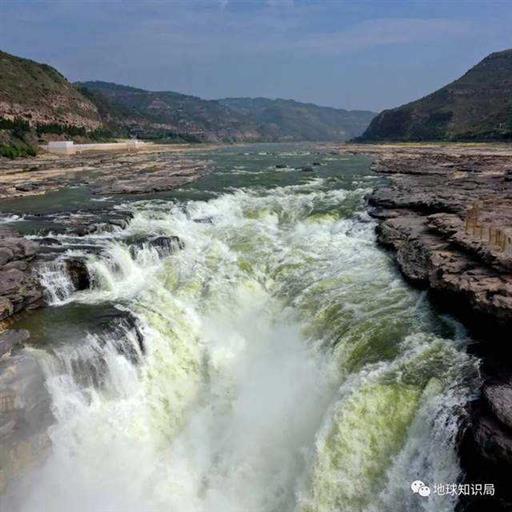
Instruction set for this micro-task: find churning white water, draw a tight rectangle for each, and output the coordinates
[3,162,478,512]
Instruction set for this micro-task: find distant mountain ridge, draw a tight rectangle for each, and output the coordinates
[77,81,376,142]
[75,81,260,142]
[218,97,375,142]
[0,49,375,146]
[359,49,512,142]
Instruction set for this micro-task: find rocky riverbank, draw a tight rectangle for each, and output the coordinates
[0,228,43,325]
[343,143,512,511]
[0,228,47,494]
[0,143,213,199]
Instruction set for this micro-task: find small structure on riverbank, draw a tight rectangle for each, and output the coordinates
[46,140,145,155]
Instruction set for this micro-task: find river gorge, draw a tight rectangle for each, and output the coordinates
[0,145,482,511]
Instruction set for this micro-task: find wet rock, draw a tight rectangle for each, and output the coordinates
[151,235,184,252]
[65,258,90,290]
[38,237,62,246]
[3,260,29,272]
[14,183,38,192]
[108,218,129,229]
[0,269,26,298]
[128,235,184,256]
[275,164,286,169]
[193,216,213,224]
[483,382,512,431]
[461,407,512,476]
[0,298,13,319]
[0,330,30,358]
[0,247,14,266]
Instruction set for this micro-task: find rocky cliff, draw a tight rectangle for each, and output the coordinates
[359,49,512,142]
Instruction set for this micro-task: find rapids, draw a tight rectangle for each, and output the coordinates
[1,146,479,512]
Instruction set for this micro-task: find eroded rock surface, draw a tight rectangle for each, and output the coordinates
[0,229,43,321]
[0,144,212,199]
[346,143,512,325]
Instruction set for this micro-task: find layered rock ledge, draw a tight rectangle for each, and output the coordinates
[344,144,512,326]
[0,228,43,322]
[343,143,512,511]
[0,143,212,199]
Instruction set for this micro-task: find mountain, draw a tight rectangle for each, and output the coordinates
[76,81,260,142]
[0,49,375,149]
[218,97,375,141]
[359,49,512,142]
[77,81,376,142]
[0,50,101,130]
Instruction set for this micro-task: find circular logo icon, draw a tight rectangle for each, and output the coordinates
[418,485,431,497]
[411,480,424,493]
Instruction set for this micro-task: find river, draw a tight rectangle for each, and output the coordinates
[1,144,478,512]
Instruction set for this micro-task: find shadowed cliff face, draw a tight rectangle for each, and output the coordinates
[359,49,512,142]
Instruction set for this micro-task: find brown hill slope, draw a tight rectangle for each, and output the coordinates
[359,49,512,141]
[0,51,101,130]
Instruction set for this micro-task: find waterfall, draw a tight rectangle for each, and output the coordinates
[2,156,479,512]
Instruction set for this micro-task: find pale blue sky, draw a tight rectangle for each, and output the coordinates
[1,0,512,111]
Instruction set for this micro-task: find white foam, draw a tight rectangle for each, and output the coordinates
[4,174,476,512]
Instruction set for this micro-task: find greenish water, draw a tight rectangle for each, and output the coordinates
[3,144,477,512]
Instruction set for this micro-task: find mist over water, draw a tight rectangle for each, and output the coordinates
[2,148,478,512]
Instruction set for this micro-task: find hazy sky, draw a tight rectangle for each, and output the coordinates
[1,0,512,111]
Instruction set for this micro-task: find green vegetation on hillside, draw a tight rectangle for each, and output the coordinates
[0,49,375,146]
[0,117,37,159]
[0,143,36,159]
[77,81,376,143]
[359,49,512,142]
[219,97,375,141]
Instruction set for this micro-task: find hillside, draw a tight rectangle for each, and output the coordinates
[0,49,375,149]
[0,51,101,130]
[77,81,375,142]
[359,49,512,142]
[219,97,375,141]
[76,81,260,142]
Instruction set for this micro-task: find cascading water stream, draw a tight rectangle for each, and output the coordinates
[1,151,479,512]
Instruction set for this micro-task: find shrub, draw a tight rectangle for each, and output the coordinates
[0,117,30,132]
[0,144,37,159]
[36,123,87,137]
